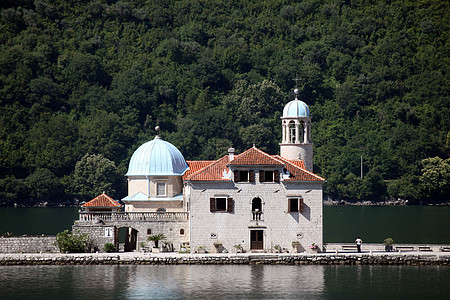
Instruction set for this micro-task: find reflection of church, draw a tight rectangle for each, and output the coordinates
[74,89,325,253]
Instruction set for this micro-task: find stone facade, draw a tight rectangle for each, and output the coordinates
[188,179,323,253]
[73,216,189,252]
[0,236,59,253]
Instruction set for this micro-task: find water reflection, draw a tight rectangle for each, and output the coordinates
[1,264,448,299]
[122,264,325,299]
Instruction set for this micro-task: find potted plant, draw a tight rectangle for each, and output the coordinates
[309,243,319,253]
[292,241,301,253]
[234,244,243,253]
[383,238,394,252]
[148,233,166,253]
[197,246,206,254]
[139,242,148,252]
[274,245,281,253]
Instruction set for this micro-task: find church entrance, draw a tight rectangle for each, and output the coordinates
[118,227,138,252]
[250,230,264,250]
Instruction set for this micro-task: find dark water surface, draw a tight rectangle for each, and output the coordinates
[0,264,448,300]
[323,205,450,244]
[1,206,449,244]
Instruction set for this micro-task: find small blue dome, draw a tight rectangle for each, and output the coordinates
[126,137,189,176]
[283,99,310,117]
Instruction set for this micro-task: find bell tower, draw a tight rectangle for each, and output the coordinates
[280,89,313,172]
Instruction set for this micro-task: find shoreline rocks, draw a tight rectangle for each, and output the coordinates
[1,253,449,266]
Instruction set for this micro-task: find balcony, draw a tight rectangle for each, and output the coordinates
[77,211,189,223]
[252,210,263,221]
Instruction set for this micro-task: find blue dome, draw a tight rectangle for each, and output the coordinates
[126,137,189,176]
[283,99,310,117]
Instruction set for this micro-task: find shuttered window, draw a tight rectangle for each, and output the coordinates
[274,170,280,182]
[234,170,250,182]
[249,170,255,182]
[288,198,298,212]
[299,198,304,213]
[210,197,234,213]
[227,198,234,212]
[288,198,304,213]
[259,170,280,182]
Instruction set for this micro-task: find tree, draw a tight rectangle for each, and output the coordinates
[420,157,450,201]
[55,230,90,253]
[26,168,62,201]
[147,233,166,248]
[71,153,122,201]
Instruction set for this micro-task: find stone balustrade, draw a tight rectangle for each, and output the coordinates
[77,211,189,223]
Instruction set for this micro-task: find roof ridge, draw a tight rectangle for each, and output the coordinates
[229,147,285,165]
[83,193,122,207]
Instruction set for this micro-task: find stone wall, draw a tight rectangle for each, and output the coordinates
[73,225,115,252]
[74,220,190,252]
[0,236,59,253]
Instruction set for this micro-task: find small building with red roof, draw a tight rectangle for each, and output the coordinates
[82,193,123,212]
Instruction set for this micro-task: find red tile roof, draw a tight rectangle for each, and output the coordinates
[183,161,214,179]
[82,193,123,208]
[273,155,325,182]
[184,146,325,182]
[228,146,285,166]
[184,156,231,181]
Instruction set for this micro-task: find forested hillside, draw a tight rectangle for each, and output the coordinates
[0,0,448,206]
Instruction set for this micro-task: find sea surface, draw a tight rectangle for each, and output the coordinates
[0,264,449,299]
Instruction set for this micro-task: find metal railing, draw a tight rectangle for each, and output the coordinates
[78,211,189,222]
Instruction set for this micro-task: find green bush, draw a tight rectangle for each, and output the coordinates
[104,242,116,253]
[55,230,90,253]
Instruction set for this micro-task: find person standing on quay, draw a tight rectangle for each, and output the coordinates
[355,237,362,252]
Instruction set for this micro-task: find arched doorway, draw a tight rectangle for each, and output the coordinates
[252,197,262,220]
[118,227,138,252]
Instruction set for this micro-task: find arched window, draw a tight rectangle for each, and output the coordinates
[147,229,152,235]
[252,198,262,220]
[299,121,305,143]
[289,121,296,143]
[180,229,185,235]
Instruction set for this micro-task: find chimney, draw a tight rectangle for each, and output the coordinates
[228,147,235,162]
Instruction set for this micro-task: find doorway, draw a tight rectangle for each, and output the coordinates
[250,230,264,250]
[118,227,138,252]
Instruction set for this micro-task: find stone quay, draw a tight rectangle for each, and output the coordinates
[1,251,449,266]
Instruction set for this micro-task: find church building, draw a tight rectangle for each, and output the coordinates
[74,89,325,253]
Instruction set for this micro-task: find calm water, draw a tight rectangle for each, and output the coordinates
[1,206,450,244]
[0,264,449,299]
[1,206,450,299]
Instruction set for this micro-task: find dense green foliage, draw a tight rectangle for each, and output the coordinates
[0,0,448,204]
[55,229,90,253]
[104,242,116,252]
